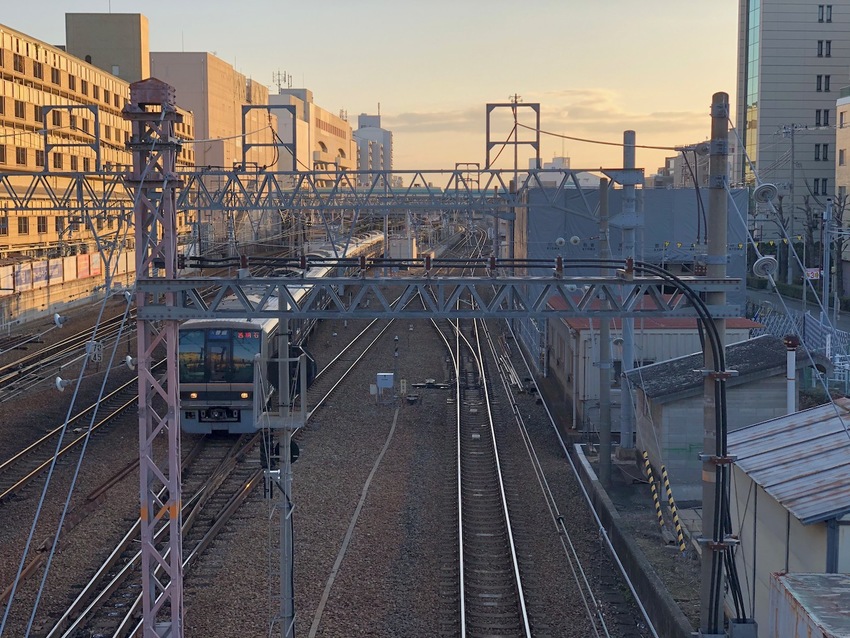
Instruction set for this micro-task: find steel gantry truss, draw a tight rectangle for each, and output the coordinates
[135,272,740,322]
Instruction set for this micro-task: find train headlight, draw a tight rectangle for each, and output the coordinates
[189,392,198,399]
[240,392,249,399]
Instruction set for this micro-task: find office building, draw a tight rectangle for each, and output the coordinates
[736,1,850,229]
[151,52,273,170]
[65,13,150,83]
[269,88,355,177]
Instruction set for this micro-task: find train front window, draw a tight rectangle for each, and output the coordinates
[179,330,206,383]
[179,328,261,384]
[232,331,261,382]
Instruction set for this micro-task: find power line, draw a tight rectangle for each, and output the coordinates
[516,122,679,151]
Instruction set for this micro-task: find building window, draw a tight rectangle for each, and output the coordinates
[52,153,63,169]
[825,75,831,92]
[840,185,847,200]
[32,60,43,79]
[104,125,111,140]
[14,100,25,119]
[37,216,47,234]
[70,155,78,171]
[52,110,62,126]
[68,74,76,91]
[840,149,846,166]
[55,216,64,233]
[82,119,90,134]
[0,97,4,115]
[817,75,823,91]
[842,112,847,128]
[83,157,91,171]
[826,41,832,57]
[33,105,42,123]
[80,79,88,96]
[113,93,120,108]
[818,40,824,57]
[18,217,29,235]
[51,67,61,85]
[819,4,825,21]
[827,4,833,21]
[816,144,821,161]
[823,144,830,161]
[15,147,26,166]
[0,145,5,164]
[103,89,110,104]
[13,53,24,73]
[35,150,44,167]
[825,110,831,126]
[822,178,829,195]
[0,217,7,236]
[92,85,100,100]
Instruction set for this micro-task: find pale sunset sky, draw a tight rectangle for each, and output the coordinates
[9,1,740,173]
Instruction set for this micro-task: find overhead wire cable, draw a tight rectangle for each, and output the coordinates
[516,122,679,151]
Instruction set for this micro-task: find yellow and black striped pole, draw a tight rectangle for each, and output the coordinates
[642,451,665,532]
[660,464,687,553]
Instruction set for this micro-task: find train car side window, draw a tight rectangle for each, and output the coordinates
[178,330,206,382]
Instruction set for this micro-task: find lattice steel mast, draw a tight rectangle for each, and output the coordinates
[123,78,184,638]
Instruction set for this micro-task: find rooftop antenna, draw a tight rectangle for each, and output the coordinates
[272,70,292,92]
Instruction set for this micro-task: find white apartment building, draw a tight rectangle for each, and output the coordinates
[736,1,850,231]
[354,112,392,185]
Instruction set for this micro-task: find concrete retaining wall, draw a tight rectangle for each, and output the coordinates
[573,444,695,638]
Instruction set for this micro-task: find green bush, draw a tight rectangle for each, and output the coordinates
[746,276,768,290]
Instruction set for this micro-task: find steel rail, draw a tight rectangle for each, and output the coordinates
[48,434,259,638]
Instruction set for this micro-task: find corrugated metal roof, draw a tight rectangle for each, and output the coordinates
[626,334,788,399]
[771,573,850,636]
[729,397,850,525]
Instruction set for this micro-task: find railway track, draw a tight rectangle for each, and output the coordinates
[0,312,134,403]
[432,314,531,637]
[42,434,261,638]
[0,372,146,505]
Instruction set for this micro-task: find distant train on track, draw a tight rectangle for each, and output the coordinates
[178,232,384,434]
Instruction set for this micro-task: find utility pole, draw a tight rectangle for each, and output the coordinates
[699,91,729,637]
[598,178,612,488]
[822,198,833,326]
[783,124,797,285]
[619,130,636,452]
